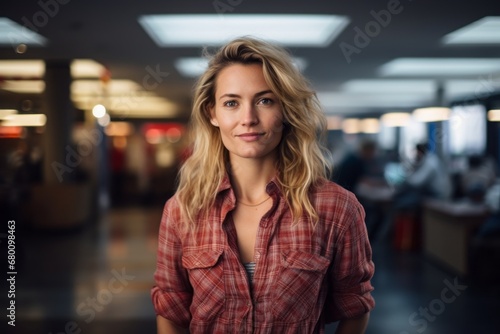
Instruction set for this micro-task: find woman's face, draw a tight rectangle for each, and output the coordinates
[210,63,284,163]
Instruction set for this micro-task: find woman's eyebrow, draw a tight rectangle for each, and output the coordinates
[219,93,240,100]
[218,90,273,100]
[254,90,273,97]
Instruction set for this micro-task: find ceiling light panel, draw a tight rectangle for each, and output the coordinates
[175,56,308,77]
[379,58,500,77]
[2,114,47,127]
[413,107,451,122]
[0,60,44,78]
[443,16,500,45]
[1,80,45,93]
[318,92,432,109]
[71,79,141,96]
[341,79,436,94]
[71,59,106,78]
[139,14,350,47]
[0,109,18,119]
[0,17,47,46]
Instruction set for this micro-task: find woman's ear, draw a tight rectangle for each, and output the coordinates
[209,106,219,127]
[210,118,219,127]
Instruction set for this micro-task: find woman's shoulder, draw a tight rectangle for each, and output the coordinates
[313,178,359,203]
[310,179,364,224]
[161,194,183,223]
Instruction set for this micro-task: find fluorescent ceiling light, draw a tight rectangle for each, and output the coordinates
[342,118,360,134]
[379,58,500,77]
[0,17,47,46]
[174,58,209,77]
[381,112,411,127]
[0,59,106,79]
[446,79,500,100]
[318,92,432,109]
[71,59,106,78]
[0,109,18,119]
[1,80,45,93]
[413,107,451,122]
[175,56,308,77]
[341,79,500,101]
[139,14,349,47]
[2,114,47,127]
[360,118,380,133]
[0,60,44,78]
[443,17,500,45]
[73,96,178,118]
[71,79,141,96]
[488,109,500,121]
[341,79,436,94]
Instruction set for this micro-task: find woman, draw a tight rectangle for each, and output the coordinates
[151,37,375,334]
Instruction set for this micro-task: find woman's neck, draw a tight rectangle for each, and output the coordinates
[229,156,277,203]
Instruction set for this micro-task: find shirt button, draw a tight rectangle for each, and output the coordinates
[255,251,261,259]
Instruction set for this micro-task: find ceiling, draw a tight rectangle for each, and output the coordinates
[1,0,500,119]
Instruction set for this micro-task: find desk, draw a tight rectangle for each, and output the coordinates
[423,199,489,276]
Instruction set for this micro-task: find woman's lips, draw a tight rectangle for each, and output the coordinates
[237,132,264,142]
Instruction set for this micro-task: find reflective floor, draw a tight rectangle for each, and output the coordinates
[7,206,500,334]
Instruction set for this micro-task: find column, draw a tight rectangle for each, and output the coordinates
[42,60,74,184]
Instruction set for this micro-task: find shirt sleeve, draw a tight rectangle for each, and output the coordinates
[324,198,375,322]
[151,198,192,328]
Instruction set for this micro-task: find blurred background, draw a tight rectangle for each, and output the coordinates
[1,0,500,333]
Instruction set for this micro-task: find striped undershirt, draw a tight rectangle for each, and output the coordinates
[243,262,256,283]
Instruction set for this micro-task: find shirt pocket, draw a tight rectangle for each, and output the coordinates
[182,249,225,322]
[271,250,330,322]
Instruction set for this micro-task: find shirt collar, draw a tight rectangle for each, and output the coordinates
[216,173,283,197]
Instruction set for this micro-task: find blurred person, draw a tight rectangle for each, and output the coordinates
[151,37,374,334]
[394,142,452,209]
[330,139,380,193]
[390,143,451,250]
[460,154,496,203]
[331,139,388,242]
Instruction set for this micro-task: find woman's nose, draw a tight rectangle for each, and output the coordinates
[240,103,259,126]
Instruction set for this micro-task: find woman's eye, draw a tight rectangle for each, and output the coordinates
[223,100,238,107]
[258,98,273,105]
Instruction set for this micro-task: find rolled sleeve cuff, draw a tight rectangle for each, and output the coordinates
[151,286,192,328]
[325,280,375,323]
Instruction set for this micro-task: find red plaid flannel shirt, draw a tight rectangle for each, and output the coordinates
[151,176,375,333]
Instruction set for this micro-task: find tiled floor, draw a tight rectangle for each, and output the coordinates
[9,206,500,334]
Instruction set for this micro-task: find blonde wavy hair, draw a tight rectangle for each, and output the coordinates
[177,37,331,226]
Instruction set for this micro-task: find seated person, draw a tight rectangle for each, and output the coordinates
[394,143,451,211]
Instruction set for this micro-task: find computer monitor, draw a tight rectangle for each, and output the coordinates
[446,104,487,156]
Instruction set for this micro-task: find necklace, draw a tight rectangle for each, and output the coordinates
[237,196,271,207]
